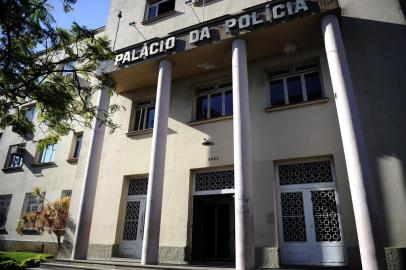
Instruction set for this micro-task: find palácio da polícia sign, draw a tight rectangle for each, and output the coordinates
[114,0,314,67]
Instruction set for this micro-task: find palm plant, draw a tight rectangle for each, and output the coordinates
[17,187,71,254]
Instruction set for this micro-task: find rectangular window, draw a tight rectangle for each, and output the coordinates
[23,192,45,213]
[269,63,324,107]
[61,190,72,199]
[195,81,233,121]
[0,194,12,231]
[146,0,175,20]
[71,133,83,159]
[4,145,24,169]
[132,101,155,132]
[39,143,56,163]
[23,106,35,122]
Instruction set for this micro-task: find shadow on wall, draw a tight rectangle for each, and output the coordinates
[341,16,406,269]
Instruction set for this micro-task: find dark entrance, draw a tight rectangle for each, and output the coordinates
[191,194,235,262]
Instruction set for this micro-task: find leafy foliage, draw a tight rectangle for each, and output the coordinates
[0,252,53,270]
[0,0,121,142]
[17,187,71,253]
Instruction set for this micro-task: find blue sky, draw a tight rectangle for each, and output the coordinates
[48,0,111,30]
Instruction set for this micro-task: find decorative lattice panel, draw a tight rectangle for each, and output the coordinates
[61,190,72,198]
[195,170,234,191]
[279,161,333,185]
[311,190,342,242]
[122,201,140,240]
[128,178,148,195]
[281,192,307,241]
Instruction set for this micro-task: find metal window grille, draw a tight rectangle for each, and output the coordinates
[122,201,140,240]
[195,170,234,191]
[311,190,342,242]
[279,160,333,185]
[61,190,72,198]
[280,192,307,242]
[128,178,148,195]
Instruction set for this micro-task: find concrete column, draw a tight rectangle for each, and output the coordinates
[141,59,172,265]
[71,88,110,259]
[232,39,255,270]
[321,14,387,270]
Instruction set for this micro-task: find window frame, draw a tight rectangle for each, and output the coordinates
[69,132,83,161]
[22,105,36,123]
[23,192,45,214]
[268,63,325,108]
[130,100,156,132]
[61,189,72,199]
[145,0,176,21]
[39,143,57,164]
[3,144,25,170]
[193,80,233,121]
[0,194,12,231]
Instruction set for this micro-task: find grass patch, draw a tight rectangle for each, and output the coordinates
[0,251,53,269]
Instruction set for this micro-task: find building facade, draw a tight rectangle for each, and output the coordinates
[1,0,406,269]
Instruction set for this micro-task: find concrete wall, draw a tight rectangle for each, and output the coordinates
[105,0,268,51]
[339,0,406,249]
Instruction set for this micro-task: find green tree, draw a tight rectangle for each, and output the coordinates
[0,0,121,144]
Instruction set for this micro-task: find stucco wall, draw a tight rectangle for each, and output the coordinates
[87,46,359,258]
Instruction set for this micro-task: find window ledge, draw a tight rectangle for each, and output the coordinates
[66,158,78,164]
[188,115,233,126]
[31,162,55,168]
[126,129,153,137]
[2,166,23,173]
[141,10,177,25]
[265,97,329,112]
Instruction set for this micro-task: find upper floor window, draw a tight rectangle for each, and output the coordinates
[23,106,35,122]
[194,81,233,121]
[39,143,57,163]
[0,194,12,232]
[269,63,324,107]
[146,0,175,20]
[70,132,83,160]
[132,100,155,132]
[4,145,25,169]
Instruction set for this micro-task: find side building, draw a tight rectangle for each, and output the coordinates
[1,1,406,269]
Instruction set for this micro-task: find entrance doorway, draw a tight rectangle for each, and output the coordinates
[192,194,235,262]
[191,169,235,263]
[119,177,148,258]
[276,159,346,266]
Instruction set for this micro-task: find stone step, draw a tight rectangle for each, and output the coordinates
[38,259,236,270]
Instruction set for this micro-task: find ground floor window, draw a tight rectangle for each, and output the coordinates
[0,194,12,232]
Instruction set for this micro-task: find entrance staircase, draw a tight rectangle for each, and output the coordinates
[30,259,235,270]
[29,258,350,270]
